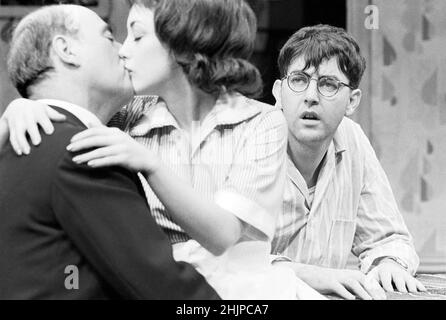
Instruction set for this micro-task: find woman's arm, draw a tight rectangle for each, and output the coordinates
[68,127,244,256]
[145,161,245,255]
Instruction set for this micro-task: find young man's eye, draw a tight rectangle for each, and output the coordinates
[290,75,307,85]
[319,78,339,91]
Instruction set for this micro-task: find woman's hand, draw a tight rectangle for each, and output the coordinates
[2,98,66,155]
[67,126,160,174]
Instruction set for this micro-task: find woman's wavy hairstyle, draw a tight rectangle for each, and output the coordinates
[128,0,263,98]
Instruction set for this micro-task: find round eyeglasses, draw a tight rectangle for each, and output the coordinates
[282,71,354,97]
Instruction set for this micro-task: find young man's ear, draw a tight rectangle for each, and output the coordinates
[272,79,283,109]
[51,35,80,67]
[345,88,362,117]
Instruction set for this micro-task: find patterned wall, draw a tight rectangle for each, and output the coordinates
[349,0,446,272]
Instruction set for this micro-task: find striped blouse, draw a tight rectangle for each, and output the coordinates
[271,117,420,275]
[110,94,288,245]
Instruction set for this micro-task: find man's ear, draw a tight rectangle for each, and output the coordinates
[272,79,283,108]
[51,35,80,67]
[345,88,362,117]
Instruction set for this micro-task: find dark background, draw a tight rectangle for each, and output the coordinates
[0,0,98,5]
[248,0,346,104]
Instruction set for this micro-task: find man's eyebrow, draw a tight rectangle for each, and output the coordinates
[289,68,340,79]
[288,68,304,73]
[289,69,310,76]
[318,73,340,79]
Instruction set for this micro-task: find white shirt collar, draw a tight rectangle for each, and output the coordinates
[38,99,102,128]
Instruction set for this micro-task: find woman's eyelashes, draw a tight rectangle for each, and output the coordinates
[104,31,115,42]
[131,26,146,42]
[132,30,145,42]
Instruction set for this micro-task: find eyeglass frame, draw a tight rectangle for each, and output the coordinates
[281,71,354,97]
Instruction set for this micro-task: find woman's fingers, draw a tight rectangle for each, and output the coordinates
[2,100,59,153]
[9,124,23,156]
[70,126,115,143]
[88,155,126,168]
[45,106,66,123]
[72,145,123,164]
[67,136,119,152]
[87,120,104,128]
[38,113,56,135]
[11,121,31,155]
[25,116,42,146]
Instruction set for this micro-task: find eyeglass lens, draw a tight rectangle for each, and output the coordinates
[287,72,340,97]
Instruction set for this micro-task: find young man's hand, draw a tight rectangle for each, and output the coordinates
[367,258,427,293]
[275,261,387,300]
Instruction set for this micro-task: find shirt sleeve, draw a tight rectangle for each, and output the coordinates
[51,151,219,300]
[214,108,288,241]
[352,128,420,275]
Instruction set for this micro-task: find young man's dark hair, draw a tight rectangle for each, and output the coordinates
[278,24,366,89]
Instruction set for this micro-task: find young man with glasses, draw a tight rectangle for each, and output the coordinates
[271,24,425,300]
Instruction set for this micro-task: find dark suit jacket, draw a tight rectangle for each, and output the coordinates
[0,107,219,300]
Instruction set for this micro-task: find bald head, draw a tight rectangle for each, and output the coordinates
[6,5,92,98]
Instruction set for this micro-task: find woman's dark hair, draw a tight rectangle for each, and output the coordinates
[128,0,262,98]
[278,24,366,89]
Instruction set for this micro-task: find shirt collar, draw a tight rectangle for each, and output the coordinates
[38,99,102,128]
[332,117,349,155]
[128,96,176,136]
[286,154,309,200]
[286,120,348,198]
[128,93,262,136]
